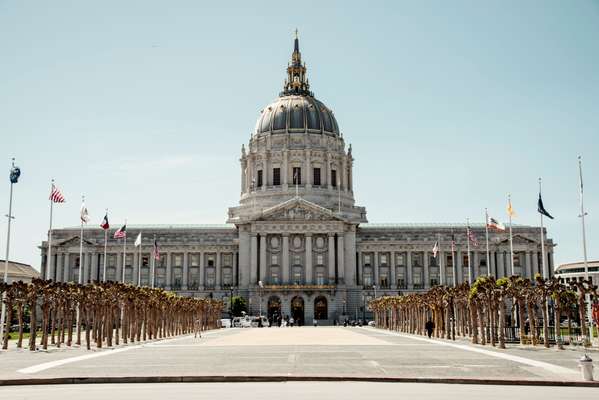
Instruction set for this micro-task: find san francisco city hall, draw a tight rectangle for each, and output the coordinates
[40,37,555,325]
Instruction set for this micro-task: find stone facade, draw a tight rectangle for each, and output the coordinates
[38,36,555,324]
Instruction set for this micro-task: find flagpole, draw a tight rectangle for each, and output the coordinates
[79,195,84,284]
[484,208,490,277]
[577,156,594,343]
[103,209,108,282]
[451,230,457,287]
[47,180,55,280]
[539,178,547,279]
[122,220,127,283]
[508,194,515,276]
[1,158,17,343]
[438,233,445,286]
[138,232,142,286]
[466,219,472,284]
[151,234,156,288]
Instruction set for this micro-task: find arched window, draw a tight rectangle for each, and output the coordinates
[314,296,328,320]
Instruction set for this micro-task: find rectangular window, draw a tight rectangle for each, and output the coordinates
[188,267,200,290]
[273,168,281,186]
[222,267,232,287]
[313,168,321,186]
[380,254,388,265]
[292,167,301,185]
[257,170,263,187]
[190,254,200,267]
[331,170,337,187]
[316,254,324,265]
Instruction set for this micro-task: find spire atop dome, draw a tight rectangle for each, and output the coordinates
[281,30,313,97]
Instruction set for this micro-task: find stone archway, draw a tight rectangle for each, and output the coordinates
[267,296,282,323]
[314,296,328,320]
[291,296,304,326]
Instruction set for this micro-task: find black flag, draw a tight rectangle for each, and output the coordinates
[537,193,554,219]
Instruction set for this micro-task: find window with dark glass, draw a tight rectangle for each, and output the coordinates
[313,168,321,186]
[331,170,337,187]
[273,168,281,186]
[257,170,263,187]
[292,167,301,185]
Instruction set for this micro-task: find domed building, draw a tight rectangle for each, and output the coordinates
[39,35,555,324]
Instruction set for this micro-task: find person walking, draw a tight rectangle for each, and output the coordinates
[289,316,295,327]
[425,320,434,338]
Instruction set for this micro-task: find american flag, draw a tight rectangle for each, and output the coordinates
[467,227,479,246]
[152,238,160,260]
[114,224,126,239]
[49,185,65,203]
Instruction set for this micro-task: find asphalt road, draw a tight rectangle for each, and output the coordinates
[0,327,595,382]
[0,382,597,400]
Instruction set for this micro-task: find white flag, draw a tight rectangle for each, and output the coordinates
[134,232,142,247]
[80,202,90,223]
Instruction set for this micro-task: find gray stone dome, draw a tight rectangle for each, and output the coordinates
[254,95,339,136]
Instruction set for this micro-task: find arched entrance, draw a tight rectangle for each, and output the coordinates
[314,296,328,320]
[267,296,281,323]
[291,296,304,326]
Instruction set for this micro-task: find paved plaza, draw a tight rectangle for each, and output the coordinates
[1,327,596,383]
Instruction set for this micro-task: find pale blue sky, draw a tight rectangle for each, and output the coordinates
[1,1,598,270]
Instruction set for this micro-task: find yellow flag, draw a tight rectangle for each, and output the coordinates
[507,197,515,218]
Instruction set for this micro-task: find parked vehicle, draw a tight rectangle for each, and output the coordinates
[250,316,268,328]
[220,318,232,328]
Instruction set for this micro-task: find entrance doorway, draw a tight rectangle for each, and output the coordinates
[291,296,304,326]
[314,296,328,320]
[267,296,282,324]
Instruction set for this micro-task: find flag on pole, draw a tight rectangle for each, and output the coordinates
[134,232,142,247]
[467,226,479,246]
[486,216,506,231]
[537,193,554,219]
[49,185,66,203]
[432,241,439,258]
[80,201,90,223]
[114,223,127,239]
[152,238,160,260]
[507,198,515,218]
[100,213,109,230]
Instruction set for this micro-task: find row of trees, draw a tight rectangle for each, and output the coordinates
[369,275,597,349]
[0,278,223,351]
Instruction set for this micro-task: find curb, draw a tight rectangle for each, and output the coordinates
[1,375,598,387]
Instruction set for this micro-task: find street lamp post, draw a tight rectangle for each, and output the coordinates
[0,159,20,342]
[373,284,377,299]
[258,280,264,318]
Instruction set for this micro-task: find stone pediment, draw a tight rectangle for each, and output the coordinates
[55,236,95,247]
[498,234,537,245]
[256,197,346,223]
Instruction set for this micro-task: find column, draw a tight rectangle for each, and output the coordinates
[326,152,331,189]
[473,252,479,281]
[259,235,267,283]
[250,234,258,284]
[216,251,221,288]
[282,234,290,283]
[166,252,172,289]
[182,252,189,290]
[548,251,554,278]
[532,251,539,277]
[63,253,70,282]
[337,234,345,284]
[423,251,430,289]
[233,252,238,286]
[373,252,379,287]
[264,151,271,188]
[439,250,446,285]
[342,154,347,191]
[116,252,123,283]
[390,252,397,289]
[327,234,335,282]
[238,230,250,286]
[525,251,533,278]
[344,229,356,286]
[490,251,496,277]
[56,253,64,282]
[199,252,205,288]
[305,234,313,284]
[456,250,462,284]
[406,251,413,289]
[282,150,288,190]
[357,250,362,286]
[497,251,505,278]
[82,253,88,283]
[133,250,139,285]
[305,150,311,188]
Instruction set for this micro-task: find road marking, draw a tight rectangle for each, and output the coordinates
[370,328,578,378]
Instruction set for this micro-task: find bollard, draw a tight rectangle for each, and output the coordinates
[578,354,594,381]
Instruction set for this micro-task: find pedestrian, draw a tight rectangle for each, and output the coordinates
[425,320,434,338]
[313,319,318,327]
[289,316,295,327]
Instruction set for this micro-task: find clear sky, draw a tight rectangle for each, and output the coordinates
[1,1,598,271]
